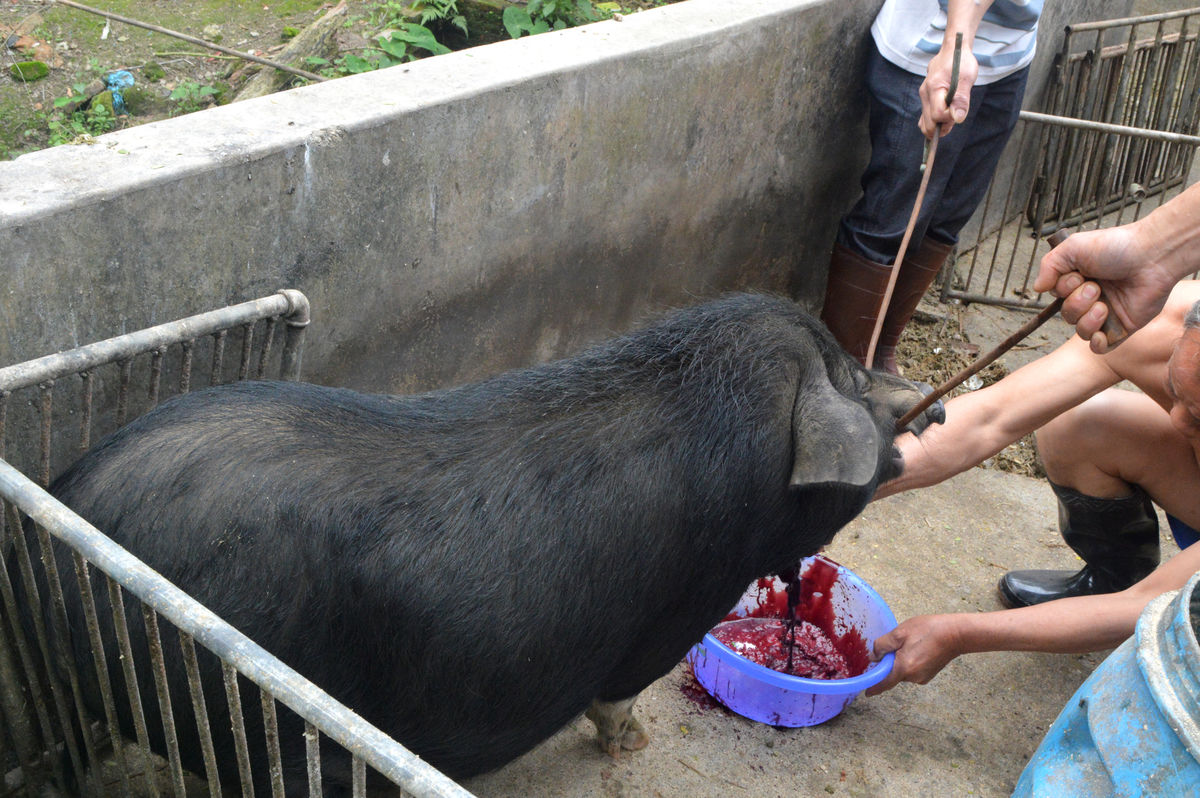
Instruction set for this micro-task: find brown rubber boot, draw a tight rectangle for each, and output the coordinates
[874,237,953,374]
[820,243,894,366]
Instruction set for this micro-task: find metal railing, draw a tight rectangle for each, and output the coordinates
[939,8,1200,310]
[1031,6,1200,230]
[0,290,474,797]
[944,111,1200,309]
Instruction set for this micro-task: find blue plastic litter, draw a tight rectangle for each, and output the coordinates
[1013,570,1200,796]
[104,70,135,115]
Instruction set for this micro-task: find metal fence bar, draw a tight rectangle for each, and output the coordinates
[142,605,188,798]
[179,632,222,797]
[0,449,474,798]
[1066,5,1200,33]
[0,290,309,394]
[944,106,1200,309]
[221,661,257,798]
[70,551,135,797]
[306,721,322,798]
[25,516,105,795]
[261,691,287,798]
[0,502,74,793]
[1018,110,1200,145]
[106,575,159,796]
[0,289,469,796]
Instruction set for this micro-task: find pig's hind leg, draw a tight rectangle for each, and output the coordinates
[585,696,650,758]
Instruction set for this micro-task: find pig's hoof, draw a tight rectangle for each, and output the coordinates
[586,697,650,758]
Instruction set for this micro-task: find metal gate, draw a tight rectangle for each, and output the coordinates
[942,6,1200,309]
[0,291,473,797]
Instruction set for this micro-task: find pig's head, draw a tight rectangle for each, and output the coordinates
[787,315,944,496]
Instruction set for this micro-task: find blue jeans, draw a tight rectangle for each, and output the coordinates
[1168,514,1199,549]
[837,47,1030,265]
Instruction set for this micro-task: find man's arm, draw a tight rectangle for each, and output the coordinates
[876,334,1120,498]
[866,538,1200,695]
[876,281,1200,499]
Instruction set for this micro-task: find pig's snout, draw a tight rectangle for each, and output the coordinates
[902,382,945,436]
[866,376,945,438]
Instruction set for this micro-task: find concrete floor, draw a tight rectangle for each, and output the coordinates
[463,305,1180,797]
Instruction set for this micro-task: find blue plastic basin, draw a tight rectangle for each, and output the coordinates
[686,555,896,727]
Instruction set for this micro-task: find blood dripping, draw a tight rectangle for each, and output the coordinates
[713,557,870,679]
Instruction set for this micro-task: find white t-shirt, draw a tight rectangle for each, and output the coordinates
[872,0,1040,84]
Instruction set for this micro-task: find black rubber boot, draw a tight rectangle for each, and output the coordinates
[998,482,1160,608]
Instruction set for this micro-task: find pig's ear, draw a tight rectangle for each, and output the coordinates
[789,372,880,489]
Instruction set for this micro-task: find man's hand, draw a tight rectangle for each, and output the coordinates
[1034,226,1179,354]
[865,614,964,695]
[919,45,978,139]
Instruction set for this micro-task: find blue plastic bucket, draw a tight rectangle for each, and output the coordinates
[1013,571,1200,796]
[686,555,896,727]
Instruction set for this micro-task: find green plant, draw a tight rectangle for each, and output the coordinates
[169,81,220,115]
[47,102,115,147]
[52,82,92,110]
[413,0,468,36]
[309,22,451,77]
[372,1,466,36]
[503,0,599,39]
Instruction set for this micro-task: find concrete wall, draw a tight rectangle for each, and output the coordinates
[0,0,1130,395]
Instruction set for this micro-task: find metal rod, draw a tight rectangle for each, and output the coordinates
[0,501,83,789]
[1066,6,1200,33]
[1018,110,1200,144]
[352,757,367,798]
[71,551,135,798]
[211,330,228,387]
[178,631,222,797]
[0,293,305,393]
[238,323,255,381]
[79,371,93,452]
[896,296,1064,430]
[29,521,106,795]
[222,661,257,798]
[306,721,323,798]
[142,606,188,798]
[106,576,158,796]
[116,360,132,427]
[180,340,194,395]
[261,691,287,798]
[257,319,276,381]
[46,0,328,83]
[38,383,53,488]
[148,348,165,409]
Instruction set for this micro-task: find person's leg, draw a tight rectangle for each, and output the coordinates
[925,66,1029,245]
[824,49,928,368]
[835,49,929,264]
[872,68,1031,372]
[1000,389,1200,607]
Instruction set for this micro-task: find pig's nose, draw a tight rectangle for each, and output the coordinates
[900,394,944,437]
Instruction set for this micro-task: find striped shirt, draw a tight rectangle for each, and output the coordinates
[872,0,1041,84]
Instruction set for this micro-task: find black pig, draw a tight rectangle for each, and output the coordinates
[41,293,942,793]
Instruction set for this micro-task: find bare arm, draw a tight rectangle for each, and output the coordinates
[875,335,1120,498]
[876,282,1200,499]
[866,541,1200,695]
